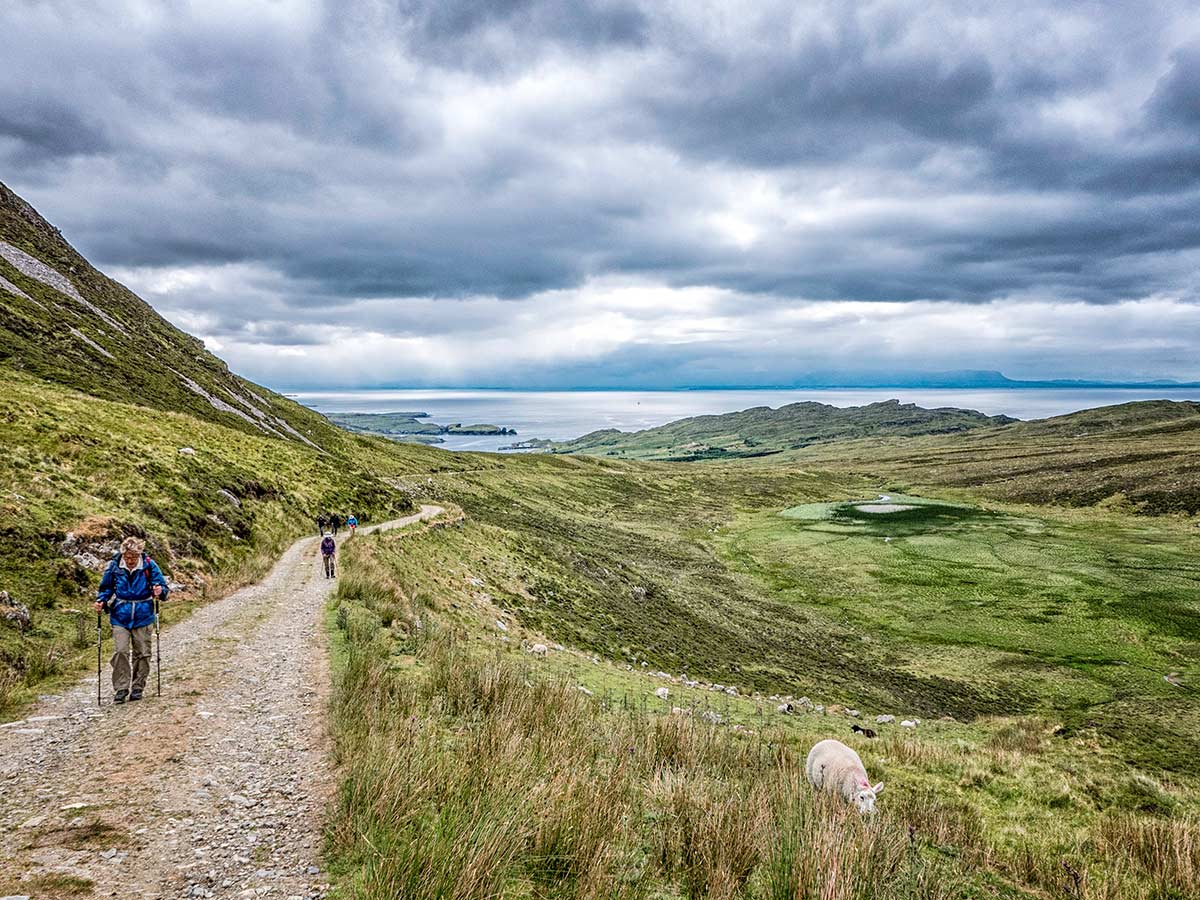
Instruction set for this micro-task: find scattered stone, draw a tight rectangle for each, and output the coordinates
[654,687,670,699]
[0,591,31,633]
[796,697,815,710]
[576,686,593,696]
[876,714,895,724]
[18,814,46,829]
[179,447,197,456]
[1165,672,1183,686]
[494,619,508,632]
[699,710,724,725]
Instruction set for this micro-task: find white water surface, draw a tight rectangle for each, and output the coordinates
[291,387,1200,453]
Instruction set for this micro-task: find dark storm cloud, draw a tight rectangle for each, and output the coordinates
[2,0,1199,386]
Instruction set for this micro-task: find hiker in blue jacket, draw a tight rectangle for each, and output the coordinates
[94,536,169,703]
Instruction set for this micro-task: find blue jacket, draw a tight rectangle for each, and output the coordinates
[97,554,169,629]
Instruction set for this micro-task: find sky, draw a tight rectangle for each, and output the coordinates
[2,0,1200,389]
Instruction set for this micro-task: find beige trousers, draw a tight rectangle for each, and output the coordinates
[111,625,153,693]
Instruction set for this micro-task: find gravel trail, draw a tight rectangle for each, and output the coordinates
[0,505,443,899]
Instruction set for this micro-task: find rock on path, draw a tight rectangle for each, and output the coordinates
[0,506,442,898]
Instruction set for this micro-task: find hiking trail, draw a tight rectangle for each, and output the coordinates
[0,505,444,899]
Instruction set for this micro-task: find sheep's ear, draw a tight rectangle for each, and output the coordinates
[872,782,884,795]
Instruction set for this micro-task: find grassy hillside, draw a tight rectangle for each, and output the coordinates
[789,399,1200,515]
[0,180,345,449]
[326,487,1200,899]
[0,370,504,710]
[551,399,1016,460]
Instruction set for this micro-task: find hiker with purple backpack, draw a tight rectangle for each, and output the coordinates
[320,532,337,578]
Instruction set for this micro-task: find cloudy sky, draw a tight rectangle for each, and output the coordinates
[3,0,1200,388]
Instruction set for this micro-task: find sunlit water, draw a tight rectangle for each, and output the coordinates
[291,387,1200,453]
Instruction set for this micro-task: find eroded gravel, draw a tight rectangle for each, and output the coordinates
[0,506,442,899]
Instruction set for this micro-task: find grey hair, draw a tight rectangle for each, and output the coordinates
[120,536,145,555]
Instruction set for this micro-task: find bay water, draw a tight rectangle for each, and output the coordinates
[291,387,1200,453]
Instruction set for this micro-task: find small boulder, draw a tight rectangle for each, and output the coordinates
[654,687,670,700]
[178,447,196,456]
[900,719,918,729]
[875,714,895,724]
[0,592,31,633]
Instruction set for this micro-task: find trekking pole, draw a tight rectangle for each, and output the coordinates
[155,594,162,697]
[127,598,138,702]
[96,609,102,706]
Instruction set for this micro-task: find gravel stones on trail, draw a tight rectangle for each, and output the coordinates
[0,507,441,898]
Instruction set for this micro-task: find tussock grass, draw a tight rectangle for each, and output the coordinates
[329,625,986,899]
[1095,813,1200,898]
[326,524,1200,900]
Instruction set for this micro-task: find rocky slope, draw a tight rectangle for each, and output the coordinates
[0,180,342,449]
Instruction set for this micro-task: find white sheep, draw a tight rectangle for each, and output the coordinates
[805,739,884,813]
[528,643,548,656]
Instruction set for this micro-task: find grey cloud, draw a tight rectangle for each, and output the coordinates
[2,0,1200,387]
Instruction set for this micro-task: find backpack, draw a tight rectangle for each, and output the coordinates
[104,552,156,607]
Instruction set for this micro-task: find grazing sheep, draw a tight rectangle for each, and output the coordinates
[654,686,670,699]
[851,724,877,739]
[528,643,548,656]
[805,739,884,813]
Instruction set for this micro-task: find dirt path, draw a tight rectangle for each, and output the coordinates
[0,505,443,899]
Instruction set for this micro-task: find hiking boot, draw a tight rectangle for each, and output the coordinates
[114,690,128,704]
[130,689,143,701]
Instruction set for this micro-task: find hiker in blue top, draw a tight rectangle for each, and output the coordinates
[94,536,169,703]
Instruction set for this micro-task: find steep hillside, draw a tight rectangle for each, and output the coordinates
[551,399,1016,460]
[0,181,342,448]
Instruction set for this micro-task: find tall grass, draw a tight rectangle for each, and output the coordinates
[327,551,991,899]
[325,537,1196,899]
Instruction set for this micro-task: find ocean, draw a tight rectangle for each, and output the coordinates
[290,387,1200,453]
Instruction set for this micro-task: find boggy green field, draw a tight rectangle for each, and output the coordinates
[326,454,1200,899]
[728,493,1200,775]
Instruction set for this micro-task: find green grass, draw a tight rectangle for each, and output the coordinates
[0,369,502,712]
[325,513,1200,899]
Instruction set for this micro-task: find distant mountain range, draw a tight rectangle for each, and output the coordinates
[654,370,1200,390]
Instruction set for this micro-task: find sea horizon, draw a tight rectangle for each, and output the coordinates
[291,385,1200,453]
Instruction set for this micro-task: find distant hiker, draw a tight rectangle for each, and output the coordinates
[347,514,358,533]
[316,513,327,536]
[321,532,336,578]
[329,513,342,536]
[94,536,168,703]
